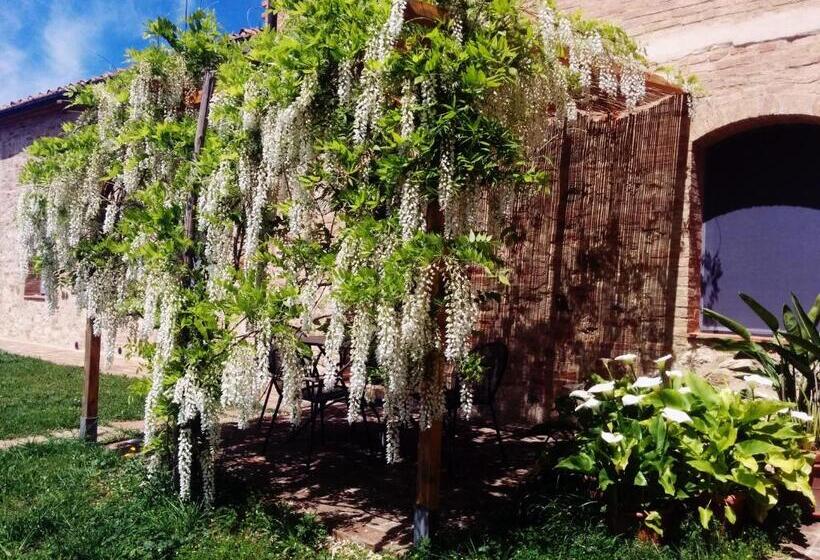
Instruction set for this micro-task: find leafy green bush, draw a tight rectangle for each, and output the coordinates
[704,292,820,442]
[557,357,814,536]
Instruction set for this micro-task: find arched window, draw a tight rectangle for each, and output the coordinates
[700,122,820,333]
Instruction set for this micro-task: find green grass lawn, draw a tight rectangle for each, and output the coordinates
[0,351,144,439]
[0,440,781,560]
[0,440,365,560]
[407,506,777,560]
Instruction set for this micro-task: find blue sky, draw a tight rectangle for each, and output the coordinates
[0,0,264,106]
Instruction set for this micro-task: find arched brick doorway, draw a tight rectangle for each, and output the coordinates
[688,116,820,334]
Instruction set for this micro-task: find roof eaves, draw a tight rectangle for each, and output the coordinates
[0,26,263,120]
[0,72,119,120]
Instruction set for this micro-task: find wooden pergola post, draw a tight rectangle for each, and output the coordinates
[262,1,279,31]
[185,69,215,258]
[414,417,444,541]
[79,318,101,441]
[414,200,447,543]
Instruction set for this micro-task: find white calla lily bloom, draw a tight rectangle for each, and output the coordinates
[575,397,602,412]
[601,431,624,445]
[661,407,692,424]
[666,369,683,378]
[569,389,592,401]
[622,394,645,406]
[632,376,662,389]
[588,381,615,394]
[790,410,813,423]
[654,354,673,369]
[614,353,638,364]
[743,374,774,388]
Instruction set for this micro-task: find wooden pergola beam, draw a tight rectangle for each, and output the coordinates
[262,1,279,31]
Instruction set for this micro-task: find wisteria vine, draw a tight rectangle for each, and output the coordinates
[18,0,660,502]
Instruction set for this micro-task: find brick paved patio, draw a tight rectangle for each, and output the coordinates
[782,522,820,559]
[218,406,546,552]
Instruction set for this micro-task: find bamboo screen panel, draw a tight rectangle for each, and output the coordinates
[475,94,690,423]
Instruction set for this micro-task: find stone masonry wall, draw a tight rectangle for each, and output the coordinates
[0,103,134,370]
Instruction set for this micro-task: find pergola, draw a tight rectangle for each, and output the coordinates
[76,0,690,543]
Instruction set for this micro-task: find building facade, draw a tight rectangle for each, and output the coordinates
[554,0,820,386]
[0,89,137,373]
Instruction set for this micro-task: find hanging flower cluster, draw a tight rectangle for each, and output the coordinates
[535,2,648,116]
[18,0,663,500]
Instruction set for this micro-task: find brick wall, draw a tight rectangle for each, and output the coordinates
[0,104,95,358]
[556,0,815,39]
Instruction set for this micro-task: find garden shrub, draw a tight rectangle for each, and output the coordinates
[704,292,820,442]
[557,355,814,537]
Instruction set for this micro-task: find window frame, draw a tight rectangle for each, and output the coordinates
[23,270,45,301]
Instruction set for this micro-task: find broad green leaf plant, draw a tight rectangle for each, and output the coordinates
[19,0,665,502]
[704,293,820,443]
[558,354,814,536]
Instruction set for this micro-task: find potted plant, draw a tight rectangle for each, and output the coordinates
[705,293,820,518]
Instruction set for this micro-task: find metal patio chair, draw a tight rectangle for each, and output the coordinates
[445,340,509,460]
[259,339,349,456]
[258,347,284,454]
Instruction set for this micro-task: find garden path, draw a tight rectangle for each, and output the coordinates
[0,337,141,376]
[219,405,820,557]
[0,419,143,450]
[782,523,820,559]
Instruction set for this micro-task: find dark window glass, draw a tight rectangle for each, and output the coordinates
[701,123,820,334]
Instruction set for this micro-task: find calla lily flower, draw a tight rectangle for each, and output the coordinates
[575,397,602,412]
[661,407,692,423]
[569,389,592,401]
[588,381,615,394]
[601,431,624,445]
[614,353,638,364]
[743,374,774,388]
[632,376,662,389]
[666,369,683,378]
[654,354,673,370]
[622,394,645,406]
[790,410,813,423]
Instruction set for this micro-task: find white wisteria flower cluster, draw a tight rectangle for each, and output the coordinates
[535,3,648,118]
